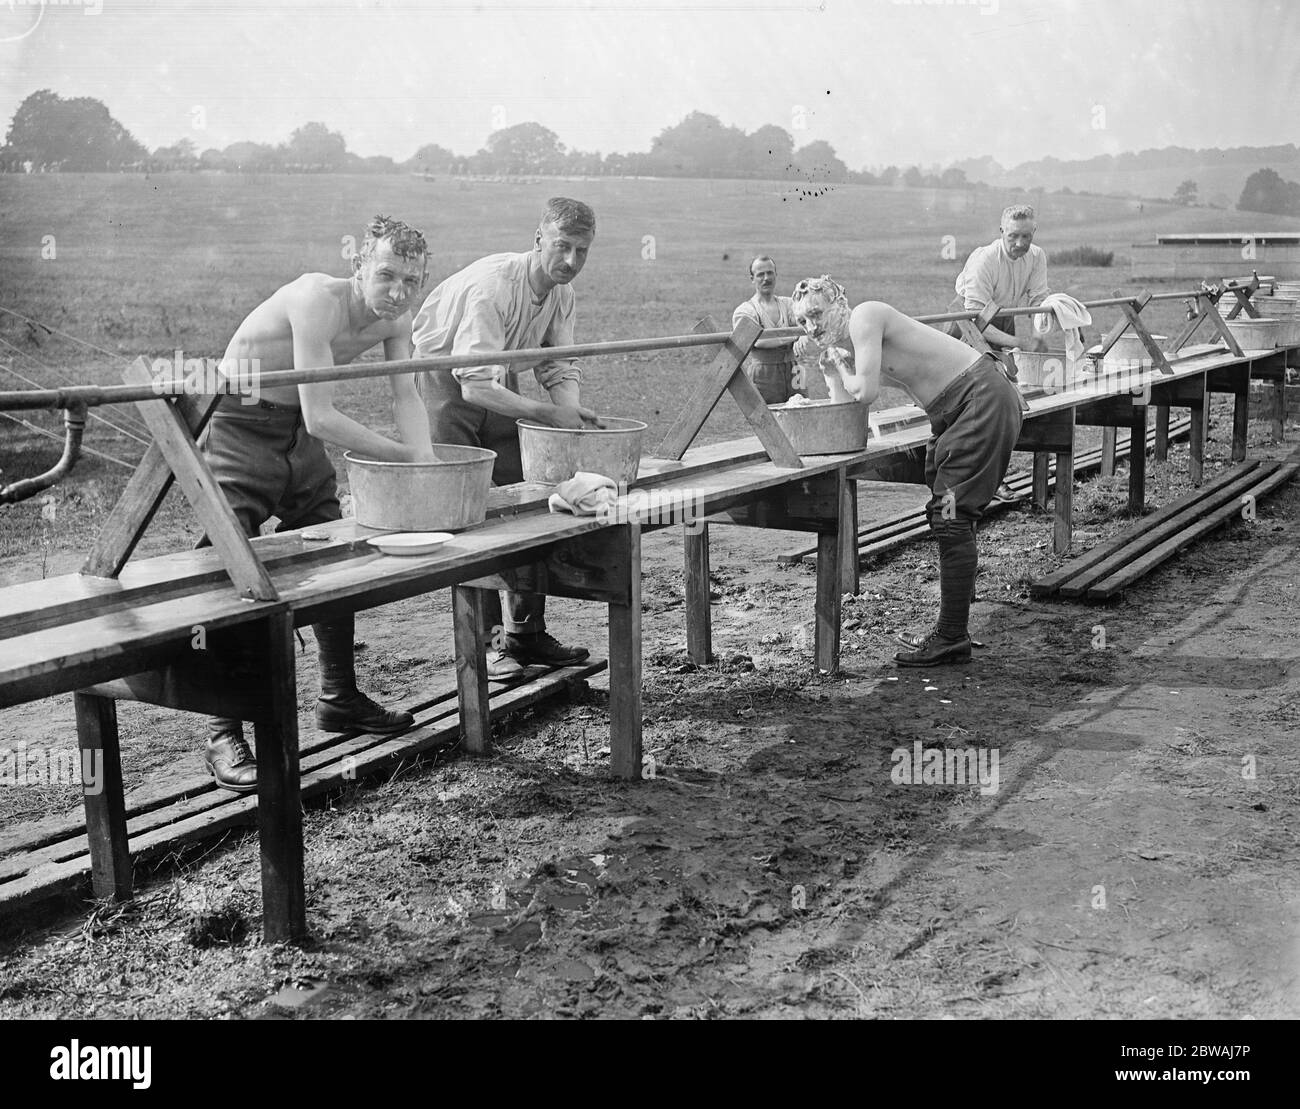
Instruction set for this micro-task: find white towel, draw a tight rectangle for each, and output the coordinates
[1033,293,1093,364]
[547,471,619,516]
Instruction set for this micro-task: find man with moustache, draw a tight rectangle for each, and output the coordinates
[413,198,600,681]
[732,255,807,404]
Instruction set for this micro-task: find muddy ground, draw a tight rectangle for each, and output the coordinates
[1,408,1298,1020]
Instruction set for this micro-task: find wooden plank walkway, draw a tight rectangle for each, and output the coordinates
[0,660,604,911]
[1032,448,1300,601]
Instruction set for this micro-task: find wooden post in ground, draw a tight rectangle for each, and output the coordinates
[837,474,859,597]
[74,691,132,901]
[608,524,643,780]
[684,523,713,664]
[1016,408,1076,554]
[253,609,305,943]
[1154,406,1170,461]
[1100,428,1117,477]
[1032,453,1050,509]
[1128,401,1149,515]
[452,586,492,755]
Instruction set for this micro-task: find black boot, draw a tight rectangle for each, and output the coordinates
[503,630,590,668]
[313,616,414,735]
[204,718,258,793]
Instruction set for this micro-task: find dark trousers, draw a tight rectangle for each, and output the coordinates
[424,373,546,637]
[196,397,357,725]
[921,356,1023,637]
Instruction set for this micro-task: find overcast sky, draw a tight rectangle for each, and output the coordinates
[1,0,1295,170]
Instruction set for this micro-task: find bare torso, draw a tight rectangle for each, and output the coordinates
[852,302,985,409]
[221,273,408,407]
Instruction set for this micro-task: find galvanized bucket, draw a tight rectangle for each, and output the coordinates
[1253,298,1300,345]
[516,417,646,485]
[345,445,497,531]
[1012,349,1091,388]
[1224,317,1279,351]
[768,398,867,455]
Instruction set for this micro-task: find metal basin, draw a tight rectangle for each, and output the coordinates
[345,446,496,531]
[768,398,867,455]
[1224,317,1278,351]
[517,417,646,485]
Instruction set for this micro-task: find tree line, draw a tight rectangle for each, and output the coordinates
[0,90,972,188]
[6,90,1300,213]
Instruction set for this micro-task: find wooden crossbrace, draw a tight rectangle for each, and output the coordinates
[651,316,802,468]
[118,358,277,601]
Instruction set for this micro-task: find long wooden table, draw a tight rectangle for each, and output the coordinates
[0,338,1291,941]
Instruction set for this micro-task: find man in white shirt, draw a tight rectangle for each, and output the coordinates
[948,203,1051,352]
[412,198,600,680]
[732,256,806,404]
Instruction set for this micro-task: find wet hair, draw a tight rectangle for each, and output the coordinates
[359,215,428,264]
[1001,204,1036,227]
[542,197,596,236]
[791,275,848,306]
[749,255,776,277]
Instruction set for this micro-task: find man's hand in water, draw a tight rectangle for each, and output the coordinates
[548,405,604,430]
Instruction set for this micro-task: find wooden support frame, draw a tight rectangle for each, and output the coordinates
[684,523,713,664]
[252,609,305,942]
[606,524,643,780]
[83,390,221,578]
[1016,408,1075,553]
[120,359,277,601]
[74,691,132,902]
[652,317,803,468]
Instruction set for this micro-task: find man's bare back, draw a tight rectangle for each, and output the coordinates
[222,272,411,409]
[846,302,983,409]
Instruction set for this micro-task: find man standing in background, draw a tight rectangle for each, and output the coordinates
[732,255,807,404]
[947,203,1051,353]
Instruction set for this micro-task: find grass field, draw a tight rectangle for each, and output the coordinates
[2,172,1296,564]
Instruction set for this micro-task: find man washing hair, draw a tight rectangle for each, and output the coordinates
[793,278,1023,666]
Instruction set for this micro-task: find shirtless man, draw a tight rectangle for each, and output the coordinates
[792,276,1023,667]
[199,215,433,791]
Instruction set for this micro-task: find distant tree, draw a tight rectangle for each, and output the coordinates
[939,167,969,190]
[793,140,848,183]
[1237,167,1300,215]
[879,165,900,187]
[648,112,748,178]
[902,165,923,188]
[742,124,795,179]
[151,137,199,171]
[1173,179,1198,206]
[849,168,879,186]
[222,141,281,172]
[282,121,348,171]
[3,89,147,170]
[482,122,566,175]
[405,142,456,175]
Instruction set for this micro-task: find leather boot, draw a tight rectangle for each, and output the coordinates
[504,631,590,668]
[313,616,414,735]
[895,630,972,667]
[204,718,258,793]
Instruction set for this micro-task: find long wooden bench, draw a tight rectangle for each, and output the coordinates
[1,301,1293,944]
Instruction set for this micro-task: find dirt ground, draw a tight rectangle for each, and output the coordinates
[1,411,1298,1020]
